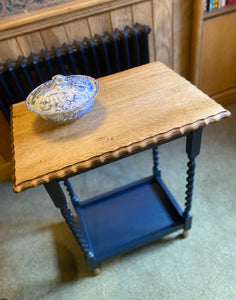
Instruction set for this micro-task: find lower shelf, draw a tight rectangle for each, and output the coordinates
[79,176,184,263]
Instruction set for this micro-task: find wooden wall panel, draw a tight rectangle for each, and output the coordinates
[16,32,45,57]
[0,0,192,71]
[173,0,192,78]
[64,18,91,44]
[88,12,112,36]
[152,0,173,68]
[189,0,203,85]
[198,12,236,96]
[0,38,22,62]
[40,25,69,50]
[0,0,187,69]
[0,111,11,162]
[110,6,133,30]
[212,87,236,106]
[132,0,155,62]
[0,160,13,182]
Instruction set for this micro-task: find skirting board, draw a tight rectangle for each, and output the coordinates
[212,87,236,107]
[0,159,13,182]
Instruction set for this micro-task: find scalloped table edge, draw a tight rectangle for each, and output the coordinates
[12,109,231,193]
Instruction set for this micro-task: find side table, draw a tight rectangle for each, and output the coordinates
[11,62,230,274]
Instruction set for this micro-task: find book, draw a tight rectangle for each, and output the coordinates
[219,0,226,7]
[208,0,219,10]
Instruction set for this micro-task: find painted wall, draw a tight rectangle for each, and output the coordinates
[0,0,73,19]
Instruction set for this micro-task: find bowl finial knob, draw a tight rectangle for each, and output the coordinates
[52,75,66,88]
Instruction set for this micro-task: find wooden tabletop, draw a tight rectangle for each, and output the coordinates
[11,61,230,193]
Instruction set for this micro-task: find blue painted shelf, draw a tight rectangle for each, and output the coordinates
[78,176,184,263]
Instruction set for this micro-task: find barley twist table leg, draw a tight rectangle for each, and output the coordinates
[153,146,161,177]
[63,179,100,272]
[64,178,79,205]
[183,128,202,236]
[184,158,196,214]
[60,205,94,259]
[44,181,100,272]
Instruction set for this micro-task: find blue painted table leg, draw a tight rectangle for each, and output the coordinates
[153,146,161,178]
[63,179,100,272]
[183,128,202,236]
[44,181,100,273]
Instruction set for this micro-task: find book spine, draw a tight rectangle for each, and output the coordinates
[208,0,219,10]
[219,0,227,7]
[226,0,234,4]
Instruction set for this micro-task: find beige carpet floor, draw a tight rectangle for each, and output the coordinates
[0,103,235,300]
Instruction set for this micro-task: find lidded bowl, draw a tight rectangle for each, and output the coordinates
[26,74,99,123]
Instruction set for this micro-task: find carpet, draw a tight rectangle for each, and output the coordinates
[0,103,235,300]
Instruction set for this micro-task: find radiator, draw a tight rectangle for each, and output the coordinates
[0,24,151,122]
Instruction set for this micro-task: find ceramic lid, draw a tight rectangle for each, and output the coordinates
[26,74,99,115]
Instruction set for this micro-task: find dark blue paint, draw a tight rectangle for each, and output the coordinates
[79,176,183,263]
[153,146,161,177]
[44,128,202,272]
[8,59,26,99]
[4,24,202,272]
[19,56,35,90]
[183,128,202,230]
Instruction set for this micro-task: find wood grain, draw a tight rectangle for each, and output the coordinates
[198,12,236,96]
[132,0,155,62]
[0,0,193,73]
[0,38,22,62]
[0,0,144,41]
[40,25,69,50]
[11,62,230,193]
[152,0,173,67]
[173,0,192,78]
[110,6,133,29]
[88,12,112,36]
[64,18,91,44]
[189,0,203,85]
[16,32,45,57]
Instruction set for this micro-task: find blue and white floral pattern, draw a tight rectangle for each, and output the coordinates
[26,74,99,123]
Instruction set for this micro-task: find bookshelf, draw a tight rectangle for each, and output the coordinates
[204,2,236,20]
[191,1,236,106]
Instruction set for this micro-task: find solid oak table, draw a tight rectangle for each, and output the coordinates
[11,62,230,274]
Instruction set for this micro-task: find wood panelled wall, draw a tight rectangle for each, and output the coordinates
[189,0,236,106]
[0,0,193,78]
[0,0,193,180]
